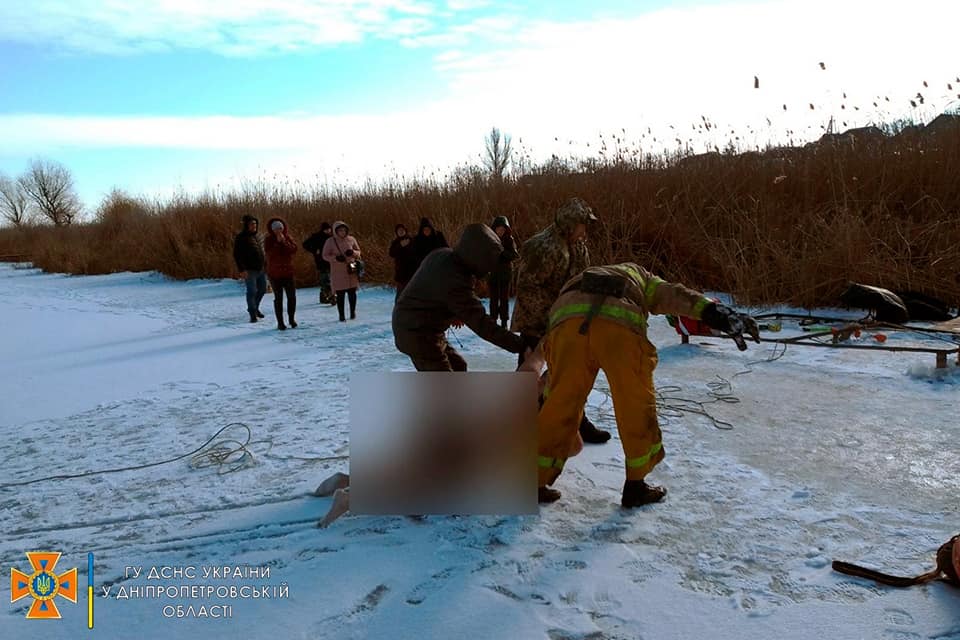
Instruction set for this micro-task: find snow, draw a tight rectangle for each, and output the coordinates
[1,262,957,640]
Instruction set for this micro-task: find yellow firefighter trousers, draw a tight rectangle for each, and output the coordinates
[538,316,664,486]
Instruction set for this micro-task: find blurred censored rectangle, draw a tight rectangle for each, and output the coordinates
[350,372,538,515]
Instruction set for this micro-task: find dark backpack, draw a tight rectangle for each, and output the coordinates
[839,283,909,323]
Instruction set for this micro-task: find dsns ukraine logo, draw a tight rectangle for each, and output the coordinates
[10,552,78,619]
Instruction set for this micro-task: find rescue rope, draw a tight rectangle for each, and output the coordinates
[594,342,788,431]
[0,422,348,490]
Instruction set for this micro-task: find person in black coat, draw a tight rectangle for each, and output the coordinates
[303,222,335,304]
[233,215,267,322]
[487,215,520,328]
[388,223,419,301]
[410,217,448,270]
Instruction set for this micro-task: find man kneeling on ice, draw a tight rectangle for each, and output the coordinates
[528,263,760,507]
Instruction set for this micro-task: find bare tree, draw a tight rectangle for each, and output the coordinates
[484,127,512,181]
[0,174,32,227]
[18,158,81,226]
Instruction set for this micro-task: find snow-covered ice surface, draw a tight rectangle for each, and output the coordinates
[1,262,957,640]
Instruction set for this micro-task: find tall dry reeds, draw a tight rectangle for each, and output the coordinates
[1,118,959,310]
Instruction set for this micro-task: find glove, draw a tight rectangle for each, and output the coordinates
[335,255,346,263]
[700,303,760,351]
[344,249,355,257]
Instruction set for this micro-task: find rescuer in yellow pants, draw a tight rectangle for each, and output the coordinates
[533,263,759,508]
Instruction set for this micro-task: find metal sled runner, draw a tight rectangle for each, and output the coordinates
[674,312,960,369]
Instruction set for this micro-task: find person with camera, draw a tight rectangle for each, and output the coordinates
[322,221,362,322]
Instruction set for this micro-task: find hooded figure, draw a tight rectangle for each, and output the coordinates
[263,216,299,330]
[322,220,362,321]
[233,214,267,322]
[393,223,526,371]
[487,215,520,328]
[389,223,419,300]
[302,222,333,271]
[411,217,449,269]
[303,222,335,304]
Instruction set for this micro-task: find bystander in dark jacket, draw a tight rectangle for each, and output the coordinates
[233,214,267,322]
[389,223,419,301]
[410,217,448,270]
[303,222,335,304]
[487,215,520,328]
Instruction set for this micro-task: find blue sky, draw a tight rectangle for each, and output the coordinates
[0,0,957,216]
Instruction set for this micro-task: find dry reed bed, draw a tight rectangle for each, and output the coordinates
[1,128,958,310]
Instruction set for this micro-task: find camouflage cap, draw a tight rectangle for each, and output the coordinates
[555,197,598,233]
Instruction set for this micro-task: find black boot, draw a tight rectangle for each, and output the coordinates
[277,322,287,330]
[289,317,298,328]
[621,480,666,508]
[249,312,258,323]
[538,486,561,503]
[579,415,611,444]
[256,310,265,318]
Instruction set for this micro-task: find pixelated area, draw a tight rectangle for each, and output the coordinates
[350,372,538,515]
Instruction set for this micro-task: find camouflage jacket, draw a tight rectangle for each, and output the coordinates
[510,199,595,336]
[548,263,713,337]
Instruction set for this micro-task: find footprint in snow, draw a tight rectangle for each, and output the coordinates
[405,567,457,605]
[882,608,914,626]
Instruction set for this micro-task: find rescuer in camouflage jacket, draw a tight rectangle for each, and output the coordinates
[510,197,611,444]
[511,198,594,341]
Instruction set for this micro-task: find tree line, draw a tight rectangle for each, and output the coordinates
[0,158,82,228]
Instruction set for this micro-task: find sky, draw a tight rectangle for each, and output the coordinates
[0,0,958,215]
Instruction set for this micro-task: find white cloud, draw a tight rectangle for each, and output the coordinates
[446,0,490,10]
[2,0,959,201]
[0,0,448,56]
[0,108,495,179]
